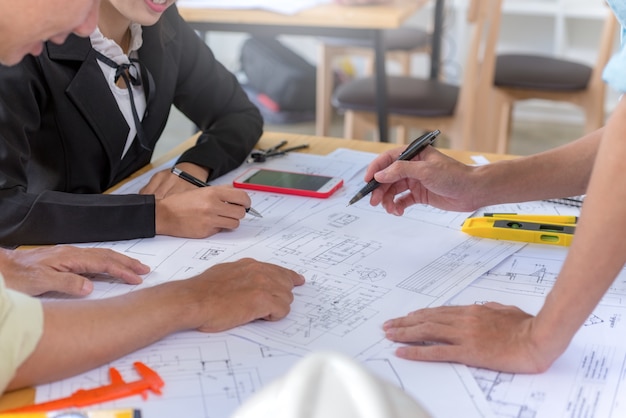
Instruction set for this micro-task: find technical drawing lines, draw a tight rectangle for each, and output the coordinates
[243,269,389,346]
[475,250,626,305]
[469,343,626,418]
[327,212,359,228]
[192,246,227,261]
[343,265,387,282]
[264,226,382,269]
[471,368,539,418]
[397,238,521,297]
[35,333,298,418]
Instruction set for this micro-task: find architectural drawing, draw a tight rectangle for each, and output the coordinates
[36,331,470,418]
[448,245,626,418]
[38,151,524,417]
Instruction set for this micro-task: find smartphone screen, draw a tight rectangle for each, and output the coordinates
[242,170,333,191]
[234,169,343,198]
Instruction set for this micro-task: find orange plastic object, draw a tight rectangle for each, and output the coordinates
[6,362,163,413]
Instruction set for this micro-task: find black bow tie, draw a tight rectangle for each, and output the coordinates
[95,50,151,152]
[115,61,141,87]
[95,51,141,86]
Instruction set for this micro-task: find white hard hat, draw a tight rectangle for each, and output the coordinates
[232,351,431,418]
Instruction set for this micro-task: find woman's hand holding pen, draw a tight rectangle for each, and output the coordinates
[154,185,251,238]
[141,162,252,238]
[363,145,485,215]
[141,162,210,198]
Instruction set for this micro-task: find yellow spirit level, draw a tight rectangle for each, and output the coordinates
[461,214,576,246]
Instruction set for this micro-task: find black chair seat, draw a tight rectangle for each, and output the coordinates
[319,27,432,51]
[494,54,592,91]
[332,76,458,117]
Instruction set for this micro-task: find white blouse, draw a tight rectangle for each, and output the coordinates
[90,23,146,159]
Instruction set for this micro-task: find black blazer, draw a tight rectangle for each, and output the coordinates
[0,6,262,246]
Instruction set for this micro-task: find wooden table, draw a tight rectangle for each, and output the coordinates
[178,0,445,143]
[0,131,513,412]
[115,131,514,190]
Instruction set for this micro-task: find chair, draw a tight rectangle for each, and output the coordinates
[332,0,502,148]
[316,27,433,136]
[489,10,617,154]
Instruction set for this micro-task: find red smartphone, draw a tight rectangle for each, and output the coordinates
[233,168,343,198]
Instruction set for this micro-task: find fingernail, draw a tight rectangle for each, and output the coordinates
[81,280,94,294]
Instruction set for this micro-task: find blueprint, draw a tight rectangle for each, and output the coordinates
[35,331,492,418]
[448,243,626,418]
[441,200,626,417]
[36,150,513,417]
[37,149,620,417]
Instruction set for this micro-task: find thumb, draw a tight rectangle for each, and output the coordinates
[292,273,306,286]
[53,273,95,297]
[374,160,416,184]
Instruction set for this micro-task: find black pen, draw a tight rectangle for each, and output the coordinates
[171,167,263,217]
[347,129,441,206]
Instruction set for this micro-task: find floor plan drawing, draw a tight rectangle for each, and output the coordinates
[35,330,491,418]
[37,151,531,417]
[448,245,626,418]
[397,237,521,298]
[36,333,301,418]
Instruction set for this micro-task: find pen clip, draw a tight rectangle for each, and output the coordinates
[397,129,440,160]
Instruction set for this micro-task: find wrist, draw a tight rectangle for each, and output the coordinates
[141,280,205,332]
[0,247,16,271]
[162,278,216,331]
[467,163,499,208]
[175,162,210,183]
[154,199,171,236]
[530,291,580,366]
[470,158,531,208]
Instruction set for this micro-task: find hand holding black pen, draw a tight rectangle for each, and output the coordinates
[347,129,441,206]
[171,167,263,217]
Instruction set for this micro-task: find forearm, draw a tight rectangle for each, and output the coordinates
[532,104,626,363]
[471,128,601,207]
[9,280,200,390]
[0,191,155,246]
[177,110,262,180]
[9,258,304,389]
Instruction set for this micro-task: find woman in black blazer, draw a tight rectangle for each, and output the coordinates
[0,1,263,246]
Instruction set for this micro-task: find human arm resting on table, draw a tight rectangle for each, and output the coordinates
[7,258,304,391]
[382,101,625,373]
